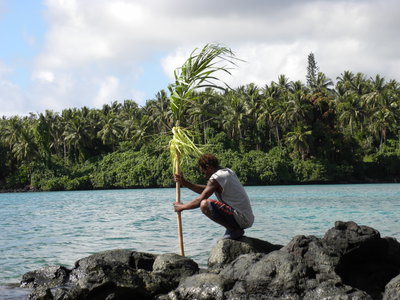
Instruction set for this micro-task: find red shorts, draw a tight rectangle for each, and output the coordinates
[206,199,241,230]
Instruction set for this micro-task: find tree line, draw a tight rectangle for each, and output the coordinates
[1,55,400,190]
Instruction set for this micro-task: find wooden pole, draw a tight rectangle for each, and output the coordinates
[175,152,185,256]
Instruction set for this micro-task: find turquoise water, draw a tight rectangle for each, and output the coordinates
[1,184,400,297]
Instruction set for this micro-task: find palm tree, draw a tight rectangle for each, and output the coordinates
[97,115,123,151]
[337,93,364,135]
[1,117,23,150]
[257,96,277,146]
[131,115,152,146]
[314,72,334,94]
[222,91,246,140]
[291,80,307,93]
[276,74,293,93]
[336,70,355,91]
[187,88,221,143]
[0,116,39,164]
[273,94,293,138]
[63,110,93,162]
[263,82,281,100]
[145,90,173,133]
[11,126,39,163]
[363,74,386,109]
[286,89,312,125]
[240,83,264,149]
[351,72,368,96]
[101,101,122,117]
[368,109,393,147]
[120,100,140,121]
[286,125,312,160]
[36,110,61,160]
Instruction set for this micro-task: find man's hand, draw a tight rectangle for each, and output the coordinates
[173,174,185,187]
[173,202,184,212]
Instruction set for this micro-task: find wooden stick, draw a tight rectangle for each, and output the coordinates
[175,152,185,256]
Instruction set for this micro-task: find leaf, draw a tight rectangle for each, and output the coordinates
[168,43,241,125]
[169,127,203,173]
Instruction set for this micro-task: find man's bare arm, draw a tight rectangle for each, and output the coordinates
[174,174,206,194]
[173,179,220,212]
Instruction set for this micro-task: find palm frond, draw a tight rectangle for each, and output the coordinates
[168,43,240,124]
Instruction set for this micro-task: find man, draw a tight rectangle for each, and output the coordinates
[173,153,254,239]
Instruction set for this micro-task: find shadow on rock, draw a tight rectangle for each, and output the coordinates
[324,221,400,299]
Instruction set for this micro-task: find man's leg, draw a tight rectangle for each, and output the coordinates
[200,199,244,239]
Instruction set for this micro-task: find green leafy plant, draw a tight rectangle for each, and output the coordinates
[168,43,239,256]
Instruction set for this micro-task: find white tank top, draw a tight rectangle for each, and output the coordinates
[210,168,254,228]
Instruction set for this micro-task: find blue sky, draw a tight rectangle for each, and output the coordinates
[0,1,44,87]
[1,0,399,117]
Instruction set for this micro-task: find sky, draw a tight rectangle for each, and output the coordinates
[0,0,399,117]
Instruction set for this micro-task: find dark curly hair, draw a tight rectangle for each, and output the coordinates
[198,153,220,169]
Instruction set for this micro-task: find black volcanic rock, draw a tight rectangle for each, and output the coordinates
[21,221,400,300]
[207,236,283,271]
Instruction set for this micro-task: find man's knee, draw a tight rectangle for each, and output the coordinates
[200,199,209,214]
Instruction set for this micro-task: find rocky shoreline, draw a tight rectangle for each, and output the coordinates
[21,221,400,299]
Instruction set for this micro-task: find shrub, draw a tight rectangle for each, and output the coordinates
[255,147,294,185]
[292,158,329,182]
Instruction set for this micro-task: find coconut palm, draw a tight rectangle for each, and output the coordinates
[187,88,221,143]
[286,125,312,160]
[276,74,293,93]
[337,93,363,135]
[97,115,123,151]
[363,74,386,109]
[257,96,277,145]
[314,72,334,94]
[286,90,312,125]
[63,110,93,162]
[2,117,23,150]
[131,115,152,147]
[2,116,39,163]
[36,111,57,161]
[336,70,355,91]
[11,126,39,163]
[223,90,247,139]
[145,90,173,133]
[351,72,368,96]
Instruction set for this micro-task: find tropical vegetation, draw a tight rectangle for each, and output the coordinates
[1,52,400,191]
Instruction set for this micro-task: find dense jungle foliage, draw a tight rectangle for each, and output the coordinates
[1,56,400,191]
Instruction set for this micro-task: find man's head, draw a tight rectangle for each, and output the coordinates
[198,154,220,175]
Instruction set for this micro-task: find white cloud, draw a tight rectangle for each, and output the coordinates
[161,46,193,81]
[0,80,26,116]
[230,43,313,87]
[161,43,313,89]
[0,61,27,116]
[0,60,12,76]
[1,0,400,116]
[93,76,120,107]
[34,70,55,83]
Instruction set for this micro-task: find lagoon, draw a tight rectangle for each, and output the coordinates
[1,184,400,297]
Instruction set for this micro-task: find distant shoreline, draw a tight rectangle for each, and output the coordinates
[1,177,399,193]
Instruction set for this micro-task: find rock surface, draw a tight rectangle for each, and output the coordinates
[208,236,283,271]
[21,221,400,300]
